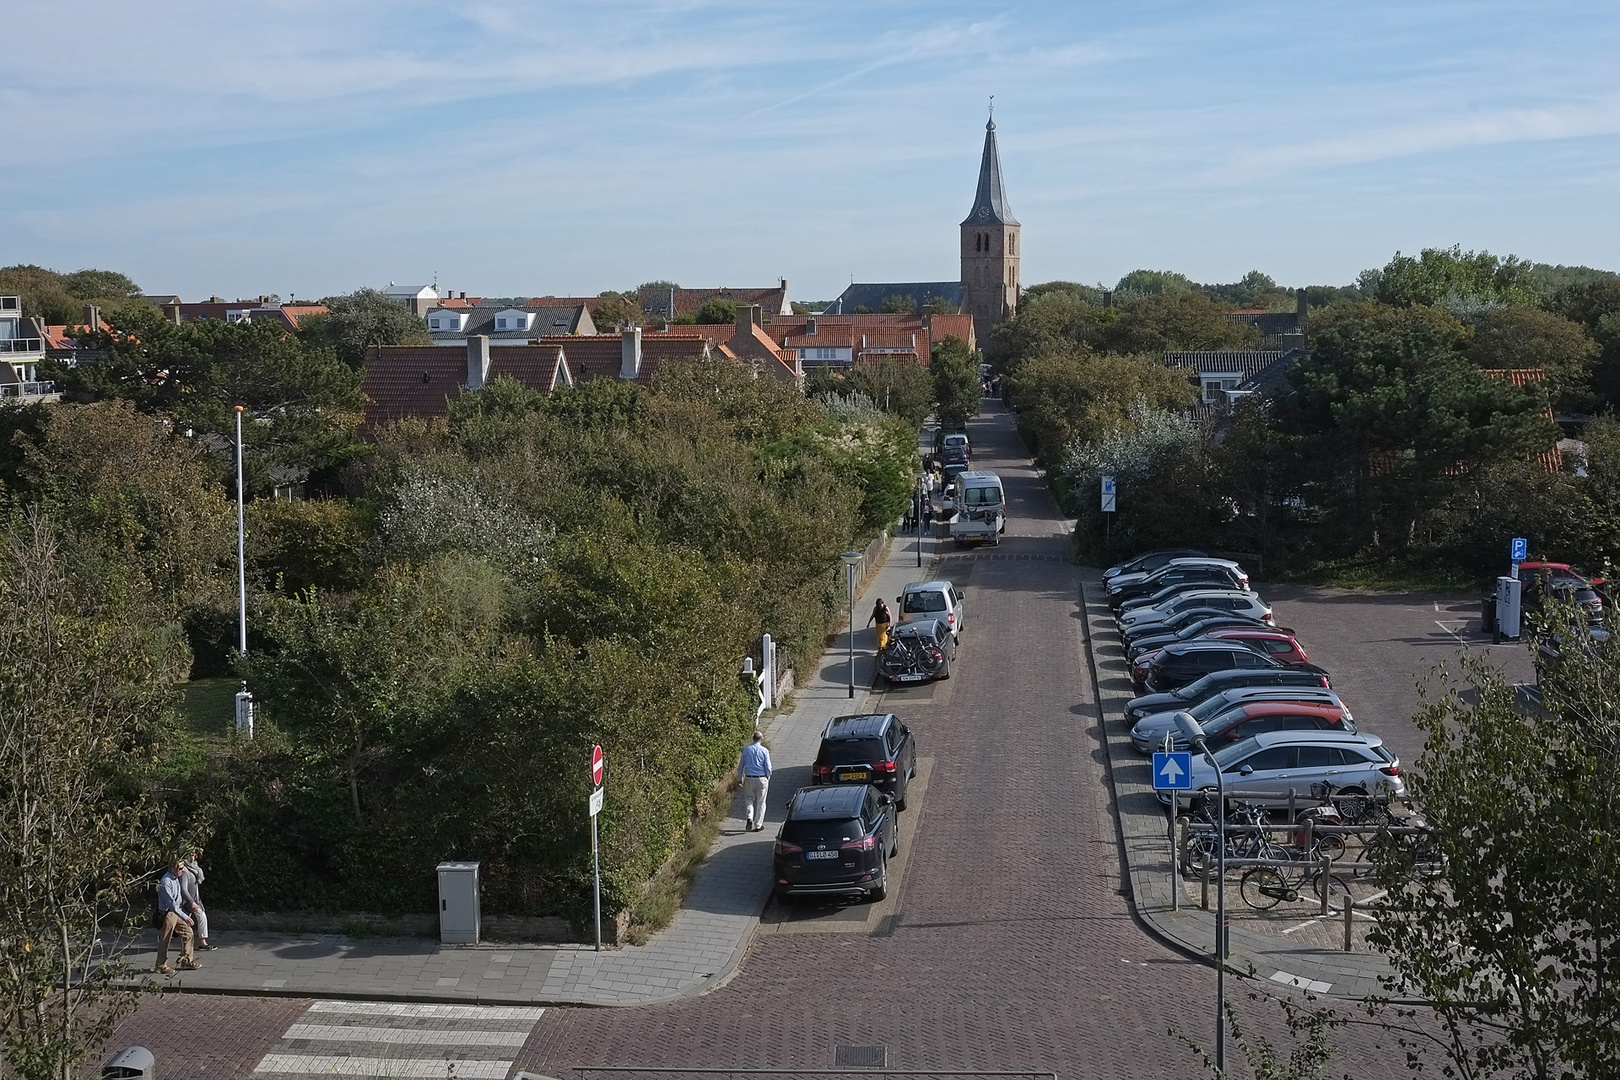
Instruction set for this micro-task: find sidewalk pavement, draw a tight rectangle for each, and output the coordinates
[1078,572,1393,1000]
[132,527,940,1007]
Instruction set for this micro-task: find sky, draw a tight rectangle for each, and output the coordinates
[5,1,1619,303]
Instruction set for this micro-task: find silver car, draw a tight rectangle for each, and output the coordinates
[1106,557,1250,594]
[1117,589,1273,631]
[1159,729,1404,808]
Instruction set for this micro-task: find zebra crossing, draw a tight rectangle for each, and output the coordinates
[251,1000,545,1079]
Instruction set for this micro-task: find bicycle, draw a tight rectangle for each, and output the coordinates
[1182,803,1289,876]
[1239,848,1355,911]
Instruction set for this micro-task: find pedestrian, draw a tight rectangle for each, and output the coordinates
[181,850,214,951]
[738,730,772,832]
[154,857,201,975]
[868,597,893,650]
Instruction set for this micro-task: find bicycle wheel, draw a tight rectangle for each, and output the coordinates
[1311,871,1354,910]
[1316,835,1347,861]
[1240,867,1289,910]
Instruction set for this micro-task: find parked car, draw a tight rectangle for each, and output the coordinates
[1141,639,1308,693]
[1125,615,1282,660]
[1124,667,1334,722]
[1525,575,1605,622]
[1517,560,1604,589]
[1117,590,1274,632]
[1163,730,1405,809]
[877,619,955,685]
[1106,557,1250,596]
[1534,626,1612,685]
[1107,562,1249,610]
[773,784,896,902]
[897,580,965,641]
[1132,627,1311,684]
[1121,606,1270,648]
[1131,694,1353,754]
[1104,549,1209,582]
[941,432,970,459]
[811,713,917,808]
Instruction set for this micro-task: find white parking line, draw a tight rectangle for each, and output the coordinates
[254,1055,510,1078]
[1435,619,1467,645]
[306,1001,545,1021]
[1270,970,1332,994]
[283,1024,530,1047]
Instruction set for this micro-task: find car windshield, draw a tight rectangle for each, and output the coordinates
[962,485,1000,506]
[782,817,863,845]
[1190,694,1241,721]
[822,737,887,764]
[903,591,946,613]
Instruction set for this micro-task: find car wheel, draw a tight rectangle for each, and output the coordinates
[895,789,908,812]
[938,658,951,680]
[869,861,888,902]
[773,888,791,905]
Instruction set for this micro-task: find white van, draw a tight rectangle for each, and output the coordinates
[949,470,1005,546]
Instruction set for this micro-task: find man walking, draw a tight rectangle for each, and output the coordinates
[738,730,772,832]
[155,857,201,975]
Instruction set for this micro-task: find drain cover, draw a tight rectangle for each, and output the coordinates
[834,1045,887,1068]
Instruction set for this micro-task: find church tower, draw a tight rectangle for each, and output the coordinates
[961,112,1020,345]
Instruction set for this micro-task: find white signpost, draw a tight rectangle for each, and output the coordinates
[589,744,604,951]
[1100,475,1117,513]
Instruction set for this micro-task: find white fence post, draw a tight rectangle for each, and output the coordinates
[761,633,775,712]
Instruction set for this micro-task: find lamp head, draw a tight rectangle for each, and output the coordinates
[1172,710,1207,744]
[840,550,863,567]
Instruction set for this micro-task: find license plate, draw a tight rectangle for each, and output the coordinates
[840,770,869,781]
[896,674,925,682]
[805,850,839,860]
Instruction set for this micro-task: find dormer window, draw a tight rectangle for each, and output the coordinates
[428,310,469,332]
[492,309,535,332]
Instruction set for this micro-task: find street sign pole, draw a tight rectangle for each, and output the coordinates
[589,744,605,951]
[1152,749,1194,917]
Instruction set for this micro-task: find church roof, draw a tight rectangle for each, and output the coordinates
[961,117,1018,227]
[822,282,964,316]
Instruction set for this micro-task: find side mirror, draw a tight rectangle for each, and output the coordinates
[879,793,894,805]
[1239,765,1254,776]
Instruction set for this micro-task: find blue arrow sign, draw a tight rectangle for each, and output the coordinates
[1511,537,1528,562]
[1152,750,1193,791]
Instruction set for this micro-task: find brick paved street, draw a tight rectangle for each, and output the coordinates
[110,400,1420,1079]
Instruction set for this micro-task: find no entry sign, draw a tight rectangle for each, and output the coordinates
[590,744,604,787]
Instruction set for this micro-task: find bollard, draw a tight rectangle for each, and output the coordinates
[1344,895,1355,951]
[1319,855,1331,916]
[1172,817,1185,912]
[1288,787,1297,823]
[1201,858,1211,911]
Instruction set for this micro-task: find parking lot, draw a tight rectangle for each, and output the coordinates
[1263,583,1536,767]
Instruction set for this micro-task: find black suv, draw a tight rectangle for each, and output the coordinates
[773,784,897,902]
[811,713,916,809]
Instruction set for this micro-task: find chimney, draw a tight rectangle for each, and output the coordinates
[1102,290,1114,309]
[82,304,100,332]
[749,303,763,328]
[466,335,492,390]
[460,291,467,300]
[806,316,816,336]
[735,305,751,336]
[620,325,642,380]
[164,302,182,325]
[1295,287,1308,327]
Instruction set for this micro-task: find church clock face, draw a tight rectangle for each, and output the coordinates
[977,206,991,219]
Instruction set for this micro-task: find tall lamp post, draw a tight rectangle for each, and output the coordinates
[915,478,924,567]
[1175,710,1225,1073]
[234,405,254,739]
[840,550,863,699]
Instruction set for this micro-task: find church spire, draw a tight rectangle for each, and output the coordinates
[962,111,1018,227]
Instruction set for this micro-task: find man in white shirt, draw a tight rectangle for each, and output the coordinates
[737,730,772,832]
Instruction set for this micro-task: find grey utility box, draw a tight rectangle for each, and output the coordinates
[103,1045,155,1079]
[436,861,481,945]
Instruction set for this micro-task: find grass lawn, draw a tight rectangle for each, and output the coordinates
[179,676,241,742]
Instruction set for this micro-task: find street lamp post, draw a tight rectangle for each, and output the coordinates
[235,405,247,660]
[915,479,924,567]
[840,550,863,699]
[1175,710,1225,1074]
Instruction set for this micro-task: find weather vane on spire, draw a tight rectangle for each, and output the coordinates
[988,95,994,118]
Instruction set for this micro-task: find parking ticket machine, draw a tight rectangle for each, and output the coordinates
[1495,575,1523,642]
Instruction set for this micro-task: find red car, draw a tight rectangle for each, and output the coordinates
[1190,699,1357,749]
[1131,628,1310,692]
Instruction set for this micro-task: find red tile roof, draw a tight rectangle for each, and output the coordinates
[1484,367,1562,473]
[362,343,570,424]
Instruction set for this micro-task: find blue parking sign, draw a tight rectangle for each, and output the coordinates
[1511,537,1528,562]
[1152,751,1193,791]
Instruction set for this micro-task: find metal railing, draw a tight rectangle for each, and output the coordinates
[0,381,55,398]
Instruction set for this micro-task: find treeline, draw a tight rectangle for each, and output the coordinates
[1,280,915,927]
[994,248,1620,585]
